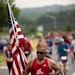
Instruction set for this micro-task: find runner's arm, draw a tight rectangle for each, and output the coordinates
[49,59,61,75]
[25,60,33,75]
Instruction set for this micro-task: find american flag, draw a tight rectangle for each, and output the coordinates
[6,0,28,75]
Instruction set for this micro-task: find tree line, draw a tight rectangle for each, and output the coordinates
[0,0,19,32]
[0,0,75,33]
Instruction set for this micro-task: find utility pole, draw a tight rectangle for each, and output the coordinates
[45,15,57,30]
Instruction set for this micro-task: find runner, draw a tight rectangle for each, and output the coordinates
[24,45,61,75]
[70,35,75,63]
[3,43,13,75]
[57,37,69,75]
[23,39,33,61]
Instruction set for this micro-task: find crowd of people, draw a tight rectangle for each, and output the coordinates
[2,31,75,75]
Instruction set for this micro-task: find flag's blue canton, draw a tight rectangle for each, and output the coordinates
[7,4,12,29]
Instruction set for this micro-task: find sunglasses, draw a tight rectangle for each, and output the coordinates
[36,51,45,54]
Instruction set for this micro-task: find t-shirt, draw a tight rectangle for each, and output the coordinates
[58,43,68,56]
[64,38,70,45]
[49,40,53,47]
[24,41,31,51]
[5,49,13,62]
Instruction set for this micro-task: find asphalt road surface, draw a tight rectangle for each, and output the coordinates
[0,46,75,75]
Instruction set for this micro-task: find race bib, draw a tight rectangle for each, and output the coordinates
[61,56,67,60]
[25,51,30,54]
[61,56,67,62]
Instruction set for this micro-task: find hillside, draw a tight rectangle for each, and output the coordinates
[19,4,75,20]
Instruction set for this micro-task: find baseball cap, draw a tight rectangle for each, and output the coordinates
[59,37,64,42]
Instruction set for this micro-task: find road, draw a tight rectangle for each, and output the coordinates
[0,46,75,75]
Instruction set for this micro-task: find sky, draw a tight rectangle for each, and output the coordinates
[14,0,75,8]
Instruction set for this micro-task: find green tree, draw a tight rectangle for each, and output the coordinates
[65,24,73,31]
[0,1,7,31]
[0,0,20,31]
[26,25,36,35]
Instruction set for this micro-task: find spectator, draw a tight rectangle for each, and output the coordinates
[3,43,13,75]
[23,39,33,61]
[46,40,53,59]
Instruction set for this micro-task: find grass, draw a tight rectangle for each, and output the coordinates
[0,32,8,35]
[0,55,5,63]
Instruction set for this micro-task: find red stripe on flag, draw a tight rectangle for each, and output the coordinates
[16,24,20,28]
[11,65,15,75]
[12,49,18,57]
[19,38,25,44]
[18,31,22,35]
[10,31,14,40]
[11,38,16,48]
[15,56,21,74]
